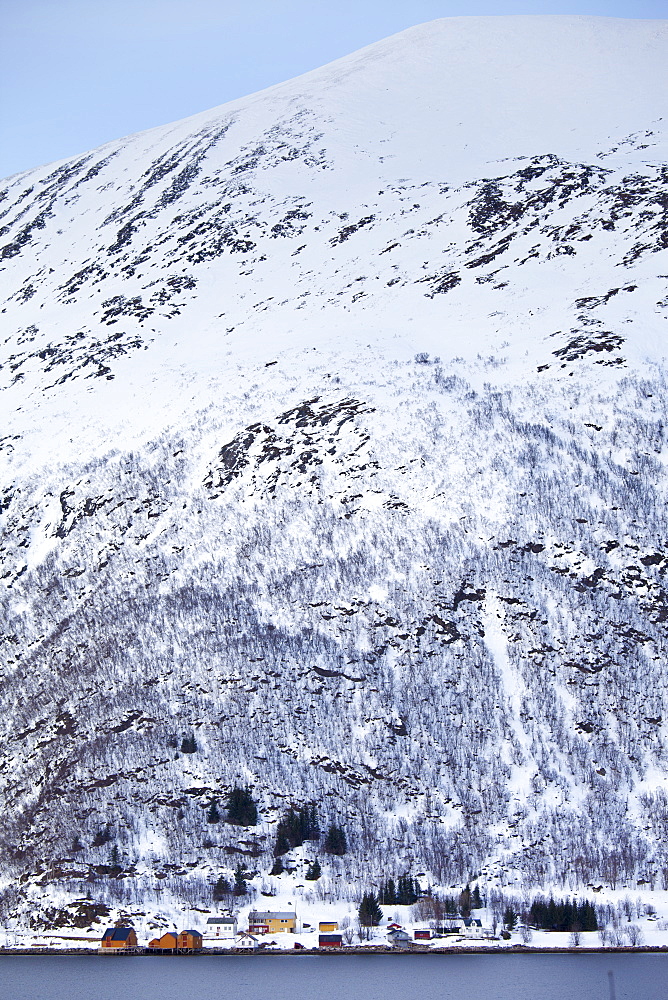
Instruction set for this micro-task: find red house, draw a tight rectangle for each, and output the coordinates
[319,933,343,948]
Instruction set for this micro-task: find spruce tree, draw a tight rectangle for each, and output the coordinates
[207,799,221,824]
[233,864,247,896]
[380,878,396,905]
[273,804,319,854]
[270,856,284,875]
[397,874,419,905]
[358,892,383,926]
[225,785,258,826]
[274,827,290,857]
[324,823,347,856]
[459,884,472,919]
[213,876,231,902]
[305,858,322,880]
[471,884,482,909]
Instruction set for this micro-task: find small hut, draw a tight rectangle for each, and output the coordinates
[319,933,343,948]
[319,921,339,932]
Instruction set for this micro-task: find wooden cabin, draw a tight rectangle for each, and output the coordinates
[178,929,203,952]
[414,929,433,940]
[319,933,343,948]
[319,921,339,932]
[147,931,178,951]
[100,926,138,951]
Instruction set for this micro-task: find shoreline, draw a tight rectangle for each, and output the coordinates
[2,945,668,957]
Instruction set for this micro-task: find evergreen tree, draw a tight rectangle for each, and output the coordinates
[358,892,382,927]
[274,827,290,857]
[108,844,120,871]
[529,895,598,932]
[459,884,472,919]
[563,899,574,933]
[397,874,419,905]
[233,864,247,896]
[324,823,347,856]
[503,905,517,931]
[181,734,197,753]
[207,799,221,824]
[307,803,320,841]
[213,876,231,902]
[305,858,322,880]
[270,856,284,876]
[273,804,319,854]
[379,878,396,905]
[225,785,258,827]
[471,884,482,909]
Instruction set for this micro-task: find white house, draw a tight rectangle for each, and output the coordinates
[462,917,486,939]
[235,931,259,950]
[204,915,237,940]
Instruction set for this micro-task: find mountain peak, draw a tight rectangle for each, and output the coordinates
[1,17,668,928]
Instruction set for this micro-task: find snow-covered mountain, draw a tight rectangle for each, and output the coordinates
[1,15,668,927]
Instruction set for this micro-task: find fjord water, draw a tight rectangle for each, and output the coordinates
[0,954,665,1000]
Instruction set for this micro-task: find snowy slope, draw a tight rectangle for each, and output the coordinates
[1,16,668,930]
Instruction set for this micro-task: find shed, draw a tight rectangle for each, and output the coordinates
[435,918,462,935]
[319,933,343,948]
[414,929,432,940]
[319,921,339,932]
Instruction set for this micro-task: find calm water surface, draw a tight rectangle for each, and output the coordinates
[0,953,665,1000]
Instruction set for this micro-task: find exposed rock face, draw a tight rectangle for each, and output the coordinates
[1,16,668,919]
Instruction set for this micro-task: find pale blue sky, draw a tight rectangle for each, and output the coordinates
[1,0,667,178]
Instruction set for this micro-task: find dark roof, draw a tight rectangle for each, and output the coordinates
[103,927,135,941]
[180,929,202,936]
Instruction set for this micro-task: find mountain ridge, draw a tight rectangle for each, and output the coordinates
[1,16,668,929]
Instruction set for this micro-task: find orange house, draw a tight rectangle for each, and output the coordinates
[148,932,178,951]
[100,927,138,951]
[178,930,203,951]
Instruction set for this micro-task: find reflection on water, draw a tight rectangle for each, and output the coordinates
[0,952,665,1000]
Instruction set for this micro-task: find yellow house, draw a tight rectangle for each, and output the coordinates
[319,921,339,932]
[248,910,297,934]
